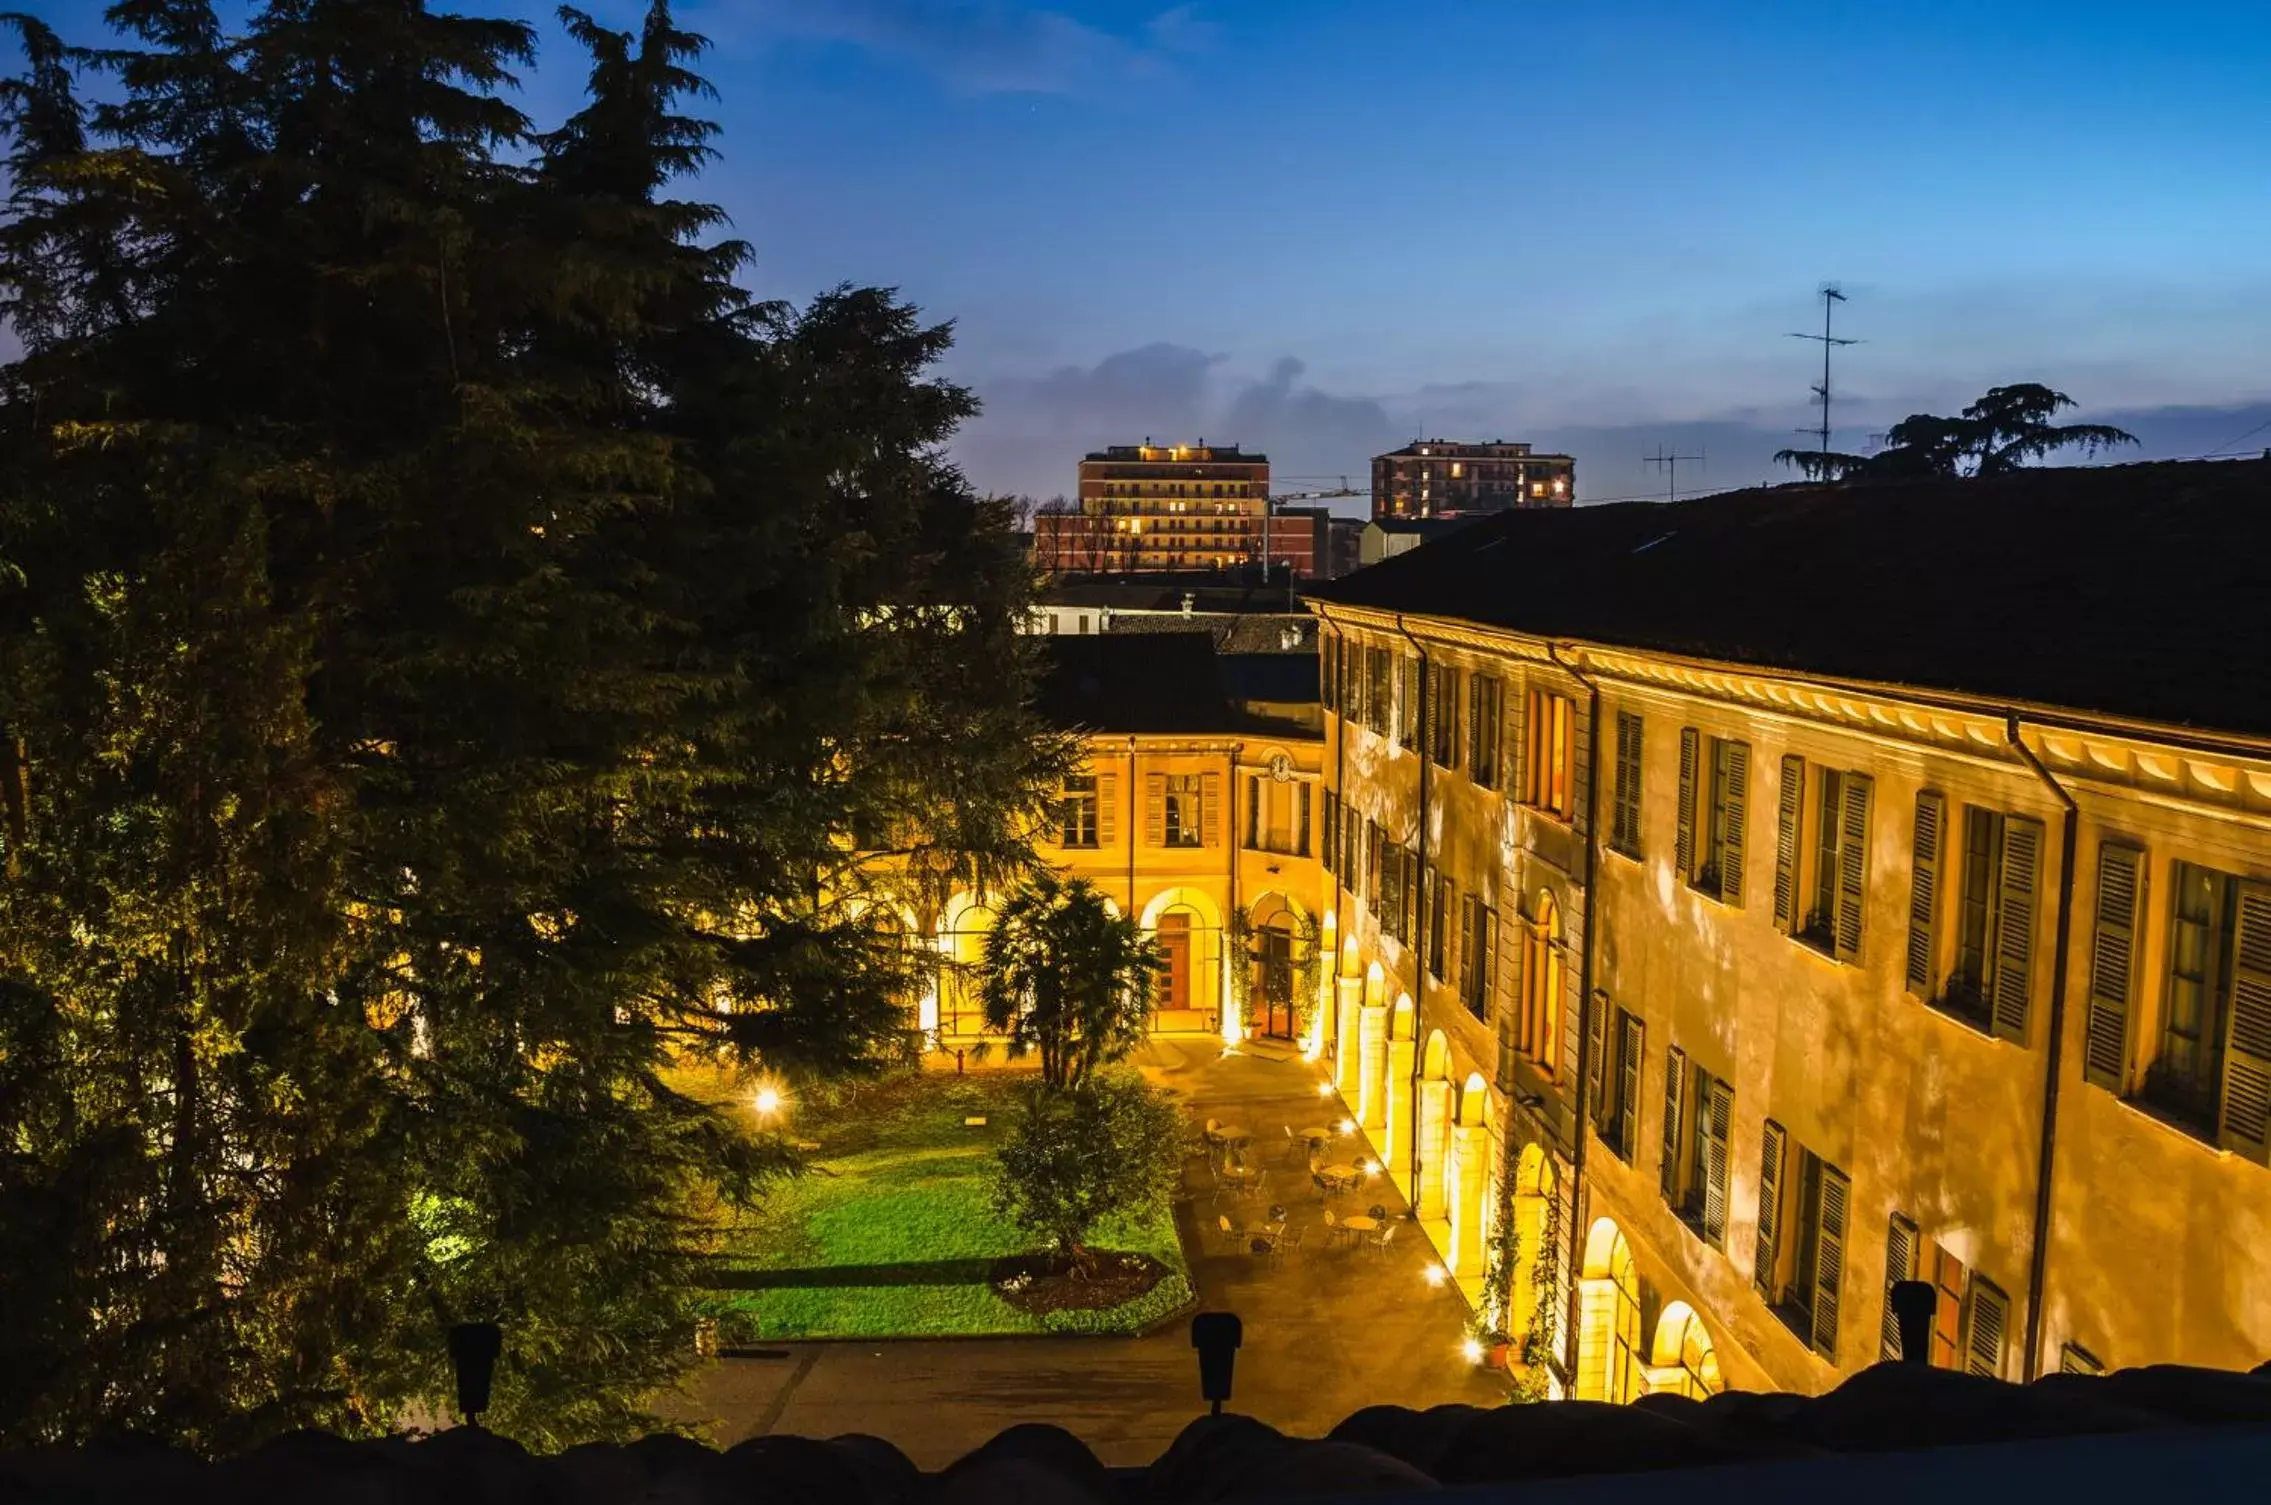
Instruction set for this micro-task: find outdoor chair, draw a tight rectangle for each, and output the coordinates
[1281,1126,1310,1167]
[1215,1214,1246,1254]
[1321,1207,1351,1250]
[1368,1220,1399,1256]
[1270,1225,1306,1266]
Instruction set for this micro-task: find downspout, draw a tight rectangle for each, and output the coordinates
[1394,613,1432,1197]
[2009,712,2079,1383]
[1550,640,1605,1388]
[1229,739,1243,1042]
[1329,619,1351,1070]
[1126,734,1139,918]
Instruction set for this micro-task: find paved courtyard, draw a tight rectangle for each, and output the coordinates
[682,1038,1506,1467]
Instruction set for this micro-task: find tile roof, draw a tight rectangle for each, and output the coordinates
[16,1360,2271,1503]
[1308,459,2271,741]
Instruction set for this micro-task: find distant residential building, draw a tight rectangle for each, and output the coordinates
[1359,515,1480,568]
[1371,439,1574,520]
[1034,442,1274,575]
[1326,516,1366,579]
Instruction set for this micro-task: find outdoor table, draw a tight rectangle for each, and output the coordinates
[1321,1163,1361,1182]
[1300,1126,1333,1144]
[1217,1123,1250,1142]
[1338,1214,1380,1233]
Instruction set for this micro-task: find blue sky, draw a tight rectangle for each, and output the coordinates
[23,0,2271,503]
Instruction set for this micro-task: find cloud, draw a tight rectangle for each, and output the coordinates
[728,0,1199,94]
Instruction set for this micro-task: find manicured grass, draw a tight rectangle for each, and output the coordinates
[698,1070,1193,1340]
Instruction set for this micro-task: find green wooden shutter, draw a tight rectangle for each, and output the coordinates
[1246,775,1262,848]
[1721,740,1750,907]
[1880,1214,1918,1362]
[1907,790,1946,997]
[2084,842,2145,1092]
[1422,661,1439,761]
[1097,774,1118,846]
[1754,1120,1786,1297]
[2218,882,2271,1162]
[1145,773,1167,847]
[1676,728,1699,881]
[1965,1277,2010,1378]
[1614,712,1643,853]
[1445,669,1462,769]
[1459,893,1477,1006]
[1201,771,1223,848]
[1773,754,1804,931]
[1811,1161,1850,1362]
[1660,1044,1687,1200]
[1703,1075,1733,1245]
[1405,846,1422,943]
[1297,784,1311,857]
[1619,1014,1644,1158]
[1587,988,1610,1132]
[1835,772,1873,963]
[1990,814,2044,1043]
[1505,682,1524,806]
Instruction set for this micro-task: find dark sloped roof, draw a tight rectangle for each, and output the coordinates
[1035,634,1245,734]
[1219,652,1320,706]
[1311,459,2271,739]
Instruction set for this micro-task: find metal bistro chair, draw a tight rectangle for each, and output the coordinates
[1215,1213,1246,1255]
[1368,1219,1400,1257]
[1270,1224,1306,1267]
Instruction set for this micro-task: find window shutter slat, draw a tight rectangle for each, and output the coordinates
[1703,1077,1732,1244]
[2219,882,2271,1162]
[1721,740,1750,907]
[1754,1119,1786,1297]
[1097,774,1118,846]
[1965,1277,2010,1379]
[1587,987,1610,1131]
[1991,814,2044,1043]
[1145,773,1166,848]
[1880,1214,1918,1362]
[1676,728,1699,881]
[1619,1014,1644,1157]
[1836,772,1873,963]
[1506,681,1524,806]
[1660,1044,1687,1200]
[1811,1162,1849,1362]
[1907,790,1945,996]
[2083,842,2144,1091]
[2060,1342,2104,1376]
[1773,754,1804,931]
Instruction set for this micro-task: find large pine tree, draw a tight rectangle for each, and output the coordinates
[0,0,1056,1450]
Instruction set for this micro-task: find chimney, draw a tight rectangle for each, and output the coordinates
[1181,592,1196,618]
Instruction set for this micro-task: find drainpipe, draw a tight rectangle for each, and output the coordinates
[1329,619,1351,1068]
[2009,712,2080,1383]
[1229,738,1243,1042]
[1394,613,1432,1199]
[1550,640,1605,1388]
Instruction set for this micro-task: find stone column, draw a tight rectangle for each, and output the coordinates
[1334,977,1363,1094]
[1447,1122,1488,1275]
[1415,1078,1452,1219]
[1382,1037,1416,1192]
[1357,1004,1388,1130]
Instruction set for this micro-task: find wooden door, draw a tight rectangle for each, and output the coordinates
[1258,925,1295,1038]
[1157,913,1191,1013]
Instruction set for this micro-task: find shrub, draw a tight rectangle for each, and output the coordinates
[991,1071,1183,1272]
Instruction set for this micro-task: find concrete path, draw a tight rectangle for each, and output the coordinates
[681,1039,1506,1467]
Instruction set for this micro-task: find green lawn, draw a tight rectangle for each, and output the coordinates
[698,1070,1194,1340]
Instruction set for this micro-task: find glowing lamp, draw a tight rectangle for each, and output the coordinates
[1316,1081,1335,1098]
[1423,1264,1447,1288]
[1462,1337,1485,1365]
[1338,1118,1356,1136]
[753,1086,782,1116]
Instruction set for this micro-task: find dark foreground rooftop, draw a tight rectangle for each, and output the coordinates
[11,1361,2271,1503]
[1309,458,2271,741]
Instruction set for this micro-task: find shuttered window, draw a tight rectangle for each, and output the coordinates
[1964,1277,2010,1379]
[1881,1213,1919,1362]
[1687,734,1749,906]
[1753,1119,1786,1298]
[1427,662,1462,769]
[1321,791,1336,875]
[2059,1342,2105,1376]
[1676,728,1699,882]
[1464,900,1497,1021]
[1525,689,1575,819]
[1698,1075,1733,1246]
[1946,805,2044,1040]
[1096,773,1118,846]
[1660,1045,1689,1203]
[1610,711,1644,857]
[1145,773,1167,848]
[1776,1145,1849,1362]
[1773,754,1805,932]
[1469,675,1502,788]
[1906,790,1946,997]
[1381,835,1407,942]
[1833,774,1873,962]
[1596,1008,1643,1160]
[1397,655,1421,747]
[2224,883,2271,1162]
[2083,842,2145,1092]
[1784,761,1873,961]
[1428,872,1451,981]
[1321,635,1340,714]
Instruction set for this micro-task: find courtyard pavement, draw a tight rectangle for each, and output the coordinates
[682,1038,1506,1467]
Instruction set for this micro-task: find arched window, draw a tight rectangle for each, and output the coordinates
[1652,1303,1724,1400]
[1520,892,1562,1075]
[1607,1235,1644,1403]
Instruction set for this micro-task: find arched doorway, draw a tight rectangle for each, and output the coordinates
[940,893,997,1040]
[1650,1302,1724,1400]
[1140,886,1224,1035]
[1416,1032,1453,1220]
[1505,1144,1558,1348]
[1577,1217,1645,1404]
[1519,891,1562,1076]
[1248,893,1307,1041]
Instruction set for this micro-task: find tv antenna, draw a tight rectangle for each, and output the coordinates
[1788,285,1859,460]
[1643,446,1704,502]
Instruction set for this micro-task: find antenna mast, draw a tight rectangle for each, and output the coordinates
[1788,285,1858,461]
[1642,446,1705,502]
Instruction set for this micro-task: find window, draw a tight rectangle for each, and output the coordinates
[1516,893,1560,1069]
[1364,818,1382,910]
[1523,689,1574,818]
[1427,661,1462,769]
[2151,860,2236,1130]
[1322,791,1338,876]
[1592,1007,1643,1160]
[1396,655,1421,747]
[1427,872,1451,981]
[1678,730,1748,905]
[1160,774,1207,848]
[1757,1129,1847,1363]
[1381,834,1407,941]
[1459,896,1496,1021]
[1943,804,2044,1040]
[1244,774,1310,856]
[2060,1342,2105,1376]
[1468,675,1502,787]
[1880,1214,1918,1362]
[1659,1047,1730,1246]
[1057,774,1099,848]
[1363,647,1391,736]
[1609,711,1642,857]
[1321,635,1341,714]
[1773,758,1872,961]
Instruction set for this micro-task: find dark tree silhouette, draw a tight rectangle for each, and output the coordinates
[1776,383,2137,482]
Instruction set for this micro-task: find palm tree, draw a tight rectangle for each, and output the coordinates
[1775,383,2137,482]
[976,874,1161,1090]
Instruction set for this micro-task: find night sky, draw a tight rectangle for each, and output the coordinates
[24,0,2271,504]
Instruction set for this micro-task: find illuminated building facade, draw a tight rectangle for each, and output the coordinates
[1371,440,1574,520]
[1035,443,1276,575]
[1305,460,2271,1398]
